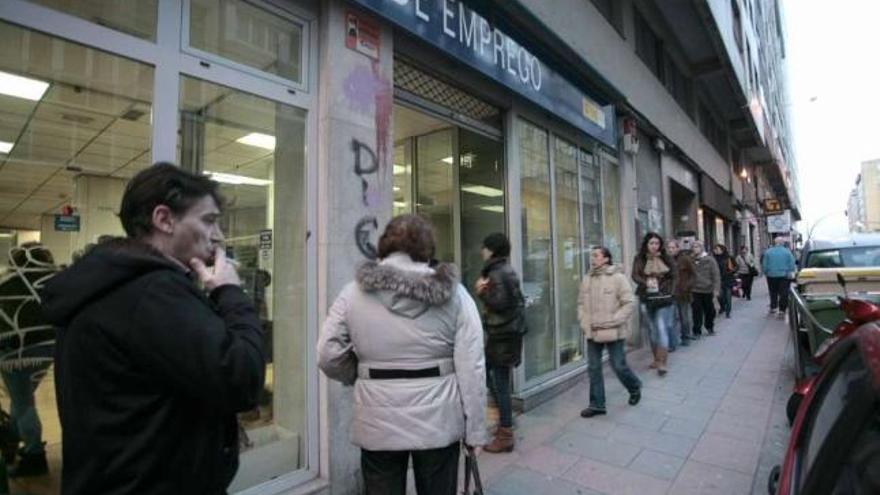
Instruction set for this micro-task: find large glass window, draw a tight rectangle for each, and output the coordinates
[459,128,505,294]
[554,138,582,366]
[601,156,623,265]
[519,119,555,380]
[416,129,455,263]
[178,76,308,491]
[27,0,158,40]
[189,0,304,84]
[580,150,603,259]
[0,20,154,493]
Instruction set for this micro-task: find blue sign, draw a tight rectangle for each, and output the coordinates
[54,215,80,232]
[350,0,616,147]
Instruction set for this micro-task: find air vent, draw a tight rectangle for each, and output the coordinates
[60,113,94,125]
[121,109,146,121]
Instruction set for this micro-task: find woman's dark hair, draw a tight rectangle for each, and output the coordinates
[482,232,511,259]
[638,232,667,262]
[714,244,729,255]
[119,162,224,239]
[377,214,435,262]
[592,246,613,265]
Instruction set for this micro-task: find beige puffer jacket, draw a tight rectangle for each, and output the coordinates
[577,264,636,341]
[317,253,487,451]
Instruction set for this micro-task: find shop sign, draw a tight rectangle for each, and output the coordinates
[767,210,791,234]
[763,198,783,214]
[54,215,80,232]
[349,0,616,147]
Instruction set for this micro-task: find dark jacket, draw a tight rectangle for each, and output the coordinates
[41,239,266,495]
[672,253,696,303]
[631,254,675,300]
[714,254,737,287]
[477,257,525,367]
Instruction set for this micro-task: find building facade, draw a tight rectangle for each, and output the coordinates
[848,159,880,233]
[0,0,797,493]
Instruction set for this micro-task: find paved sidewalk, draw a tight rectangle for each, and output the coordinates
[478,281,792,495]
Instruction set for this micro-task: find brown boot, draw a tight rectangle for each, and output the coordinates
[648,346,659,369]
[657,348,668,376]
[484,426,515,453]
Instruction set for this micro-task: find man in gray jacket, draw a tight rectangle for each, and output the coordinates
[690,241,721,336]
[318,214,486,495]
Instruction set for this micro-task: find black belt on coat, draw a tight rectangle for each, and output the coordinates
[368,367,441,379]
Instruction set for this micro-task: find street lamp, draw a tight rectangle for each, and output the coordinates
[806,210,846,243]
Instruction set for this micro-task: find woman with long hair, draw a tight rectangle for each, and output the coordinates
[713,244,736,318]
[631,233,677,376]
[578,246,641,418]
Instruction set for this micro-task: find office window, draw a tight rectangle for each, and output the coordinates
[635,10,664,80]
[665,56,693,117]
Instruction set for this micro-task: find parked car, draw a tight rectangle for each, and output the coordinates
[768,320,880,495]
[799,233,880,269]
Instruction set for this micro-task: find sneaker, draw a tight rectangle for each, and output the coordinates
[680,340,690,347]
[580,408,606,418]
[628,391,641,406]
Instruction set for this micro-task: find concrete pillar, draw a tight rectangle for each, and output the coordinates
[317,1,394,491]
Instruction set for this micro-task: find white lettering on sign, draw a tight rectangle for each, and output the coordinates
[415,0,429,21]
[442,0,456,37]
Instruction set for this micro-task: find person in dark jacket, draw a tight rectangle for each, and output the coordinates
[691,241,721,336]
[0,242,58,476]
[713,244,736,318]
[475,233,524,454]
[631,233,676,376]
[666,240,696,348]
[41,163,266,495]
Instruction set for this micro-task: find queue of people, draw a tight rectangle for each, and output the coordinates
[22,160,781,495]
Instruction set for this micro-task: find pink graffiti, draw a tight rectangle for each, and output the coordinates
[342,63,392,171]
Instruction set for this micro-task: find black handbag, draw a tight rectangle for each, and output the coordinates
[462,445,484,495]
[644,293,674,309]
[748,265,759,277]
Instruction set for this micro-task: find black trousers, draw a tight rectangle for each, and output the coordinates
[691,292,716,334]
[741,274,755,299]
[767,277,791,312]
[361,442,460,495]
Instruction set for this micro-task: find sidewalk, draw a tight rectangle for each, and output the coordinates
[478,281,792,495]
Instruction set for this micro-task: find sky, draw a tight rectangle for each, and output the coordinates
[783,0,880,238]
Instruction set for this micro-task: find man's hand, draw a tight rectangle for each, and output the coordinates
[475,277,490,294]
[465,444,483,456]
[190,247,242,292]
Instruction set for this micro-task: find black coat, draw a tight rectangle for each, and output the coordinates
[41,239,266,495]
[478,257,525,367]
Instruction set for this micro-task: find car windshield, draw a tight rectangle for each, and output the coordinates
[806,246,880,268]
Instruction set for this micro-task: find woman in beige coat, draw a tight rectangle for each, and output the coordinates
[578,246,642,418]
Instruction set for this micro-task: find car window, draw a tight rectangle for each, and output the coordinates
[800,350,868,487]
[806,246,880,268]
[831,409,880,495]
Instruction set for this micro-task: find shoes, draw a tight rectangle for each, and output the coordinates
[629,391,641,406]
[726,313,731,318]
[692,333,702,339]
[680,340,690,347]
[656,348,668,376]
[707,329,716,336]
[580,408,606,418]
[9,451,48,478]
[484,427,515,453]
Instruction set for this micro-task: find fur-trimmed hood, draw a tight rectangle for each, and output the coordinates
[356,253,459,318]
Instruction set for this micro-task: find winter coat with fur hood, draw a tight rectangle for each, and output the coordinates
[317,253,488,451]
[577,264,635,341]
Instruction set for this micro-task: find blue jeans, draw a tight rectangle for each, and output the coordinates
[640,303,675,350]
[587,339,641,411]
[487,365,513,428]
[2,364,50,455]
[674,301,693,341]
[718,286,732,315]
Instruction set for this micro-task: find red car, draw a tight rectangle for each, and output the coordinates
[769,321,880,494]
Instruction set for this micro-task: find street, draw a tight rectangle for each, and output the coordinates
[478,280,794,495]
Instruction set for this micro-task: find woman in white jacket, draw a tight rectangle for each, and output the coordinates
[317,214,487,495]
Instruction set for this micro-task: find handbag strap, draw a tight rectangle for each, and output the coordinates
[462,445,484,495]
